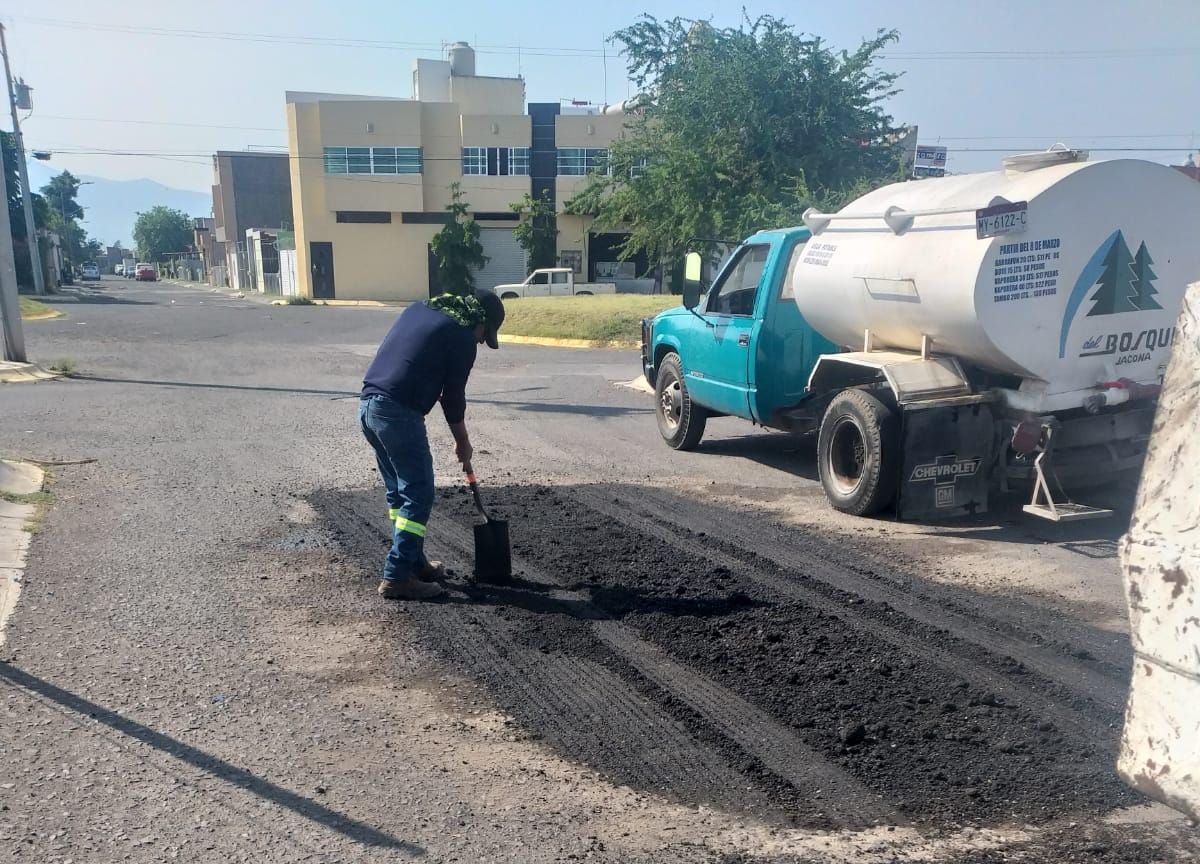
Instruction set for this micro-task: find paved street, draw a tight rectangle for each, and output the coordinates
[1,277,1195,863]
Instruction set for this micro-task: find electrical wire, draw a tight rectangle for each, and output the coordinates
[12,15,1198,62]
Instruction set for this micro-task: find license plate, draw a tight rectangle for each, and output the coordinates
[976,200,1028,239]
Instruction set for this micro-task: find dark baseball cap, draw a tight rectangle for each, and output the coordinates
[475,289,505,349]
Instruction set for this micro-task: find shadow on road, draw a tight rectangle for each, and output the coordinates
[441,573,764,621]
[73,373,357,399]
[40,291,154,306]
[0,662,424,855]
[471,396,652,417]
[698,430,821,482]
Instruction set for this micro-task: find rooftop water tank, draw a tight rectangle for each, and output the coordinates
[448,41,475,77]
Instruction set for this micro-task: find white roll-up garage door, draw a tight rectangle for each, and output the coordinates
[473,228,528,292]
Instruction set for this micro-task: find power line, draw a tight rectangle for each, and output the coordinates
[35,144,1196,160]
[33,114,287,133]
[12,15,1198,62]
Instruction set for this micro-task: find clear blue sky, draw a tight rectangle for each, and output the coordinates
[7,0,1199,192]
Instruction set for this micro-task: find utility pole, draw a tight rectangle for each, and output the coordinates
[0,121,26,362]
[0,23,45,297]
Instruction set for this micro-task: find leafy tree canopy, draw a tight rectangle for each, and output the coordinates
[431,183,487,296]
[567,14,907,262]
[510,192,558,272]
[132,206,193,262]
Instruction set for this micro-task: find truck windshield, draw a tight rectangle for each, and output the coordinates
[707,244,769,316]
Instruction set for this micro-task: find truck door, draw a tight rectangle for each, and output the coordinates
[524,271,550,297]
[686,243,770,418]
[550,270,572,296]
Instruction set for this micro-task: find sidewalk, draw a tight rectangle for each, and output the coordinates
[0,361,61,384]
[0,459,43,647]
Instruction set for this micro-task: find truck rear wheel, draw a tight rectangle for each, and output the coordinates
[817,389,899,516]
[655,353,706,450]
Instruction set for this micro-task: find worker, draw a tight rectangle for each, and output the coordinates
[359,289,505,600]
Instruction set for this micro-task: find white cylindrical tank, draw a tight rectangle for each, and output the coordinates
[792,157,1200,412]
[448,41,476,77]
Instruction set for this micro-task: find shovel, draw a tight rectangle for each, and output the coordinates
[464,461,511,584]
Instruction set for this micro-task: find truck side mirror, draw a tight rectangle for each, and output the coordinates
[683,252,702,309]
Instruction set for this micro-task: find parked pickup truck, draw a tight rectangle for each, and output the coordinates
[641,155,1200,521]
[493,268,616,299]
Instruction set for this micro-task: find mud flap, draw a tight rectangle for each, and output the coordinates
[897,397,995,520]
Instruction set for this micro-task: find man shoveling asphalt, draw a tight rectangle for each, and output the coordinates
[360,290,505,600]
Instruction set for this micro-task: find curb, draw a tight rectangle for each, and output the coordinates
[499,334,638,350]
[20,309,64,321]
[0,460,44,648]
[0,362,63,385]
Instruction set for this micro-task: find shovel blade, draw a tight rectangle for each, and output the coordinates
[472,518,511,584]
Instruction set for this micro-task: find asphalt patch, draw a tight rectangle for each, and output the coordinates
[313,483,1141,830]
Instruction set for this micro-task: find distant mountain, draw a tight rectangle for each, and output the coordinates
[27,163,210,247]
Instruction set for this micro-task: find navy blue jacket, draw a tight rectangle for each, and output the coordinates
[362,302,477,424]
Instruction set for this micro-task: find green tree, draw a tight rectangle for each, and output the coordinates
[1130,241,1161,311]
[41,170,92,270]
[132,206,192,263]
[510,192,557,272]
[431,183,486,296]
[567,15,906,264]
[1,131,49,288]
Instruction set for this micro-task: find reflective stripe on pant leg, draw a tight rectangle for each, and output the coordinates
[395,516,427,538]
[389,507,401,521]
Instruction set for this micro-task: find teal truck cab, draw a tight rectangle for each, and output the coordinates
[641,227,837,437]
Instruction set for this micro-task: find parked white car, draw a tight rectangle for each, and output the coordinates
[493,268,617,300]
[80,262,100,281]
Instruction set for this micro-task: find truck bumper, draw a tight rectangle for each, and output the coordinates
[1005,405,1155,484]
[640,319,654,386]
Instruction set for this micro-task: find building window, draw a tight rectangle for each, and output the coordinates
[557,147,609,176]
[462,146,530,177]
[462,147,487,176]
[630,156,649,178]
[323,146,422,176]
[336,211,392,223]
[508,147,530,176]
[347,147,371,174]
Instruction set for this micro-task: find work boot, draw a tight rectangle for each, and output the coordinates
[417,559,446,582]
[378,578,447,600]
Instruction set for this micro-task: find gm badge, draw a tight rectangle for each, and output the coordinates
[910,455,983,508]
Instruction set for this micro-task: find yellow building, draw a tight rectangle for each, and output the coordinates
[286,43,646,302]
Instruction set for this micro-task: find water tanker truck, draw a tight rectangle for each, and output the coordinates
[641,149,1200,520]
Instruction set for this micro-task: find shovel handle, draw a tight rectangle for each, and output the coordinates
[463,462,487,519]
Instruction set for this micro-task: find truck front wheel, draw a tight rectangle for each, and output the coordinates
[817,389,899,516]
[655,353,706,450]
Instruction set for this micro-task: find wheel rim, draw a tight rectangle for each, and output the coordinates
[827,416,867,495]
[659,376,683,430]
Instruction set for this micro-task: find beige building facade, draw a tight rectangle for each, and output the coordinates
[286,43,644,302]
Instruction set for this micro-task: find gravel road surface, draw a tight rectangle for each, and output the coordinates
[0,278,1195,862]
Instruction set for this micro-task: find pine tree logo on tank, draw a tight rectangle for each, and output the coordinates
[1058,230,1174,361]
[1085,231,1161,317]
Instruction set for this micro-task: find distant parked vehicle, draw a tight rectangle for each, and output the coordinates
[122,257,136,278]
[493,268,617,300]
[135,263,156,281]
[80,262,100,281]
[114,264,125,276]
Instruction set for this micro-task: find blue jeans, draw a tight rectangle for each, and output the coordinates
[359,395,434,583]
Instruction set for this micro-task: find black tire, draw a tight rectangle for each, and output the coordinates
[817,389,899,516]
[655,353,707,450]
[501,292,520,300]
